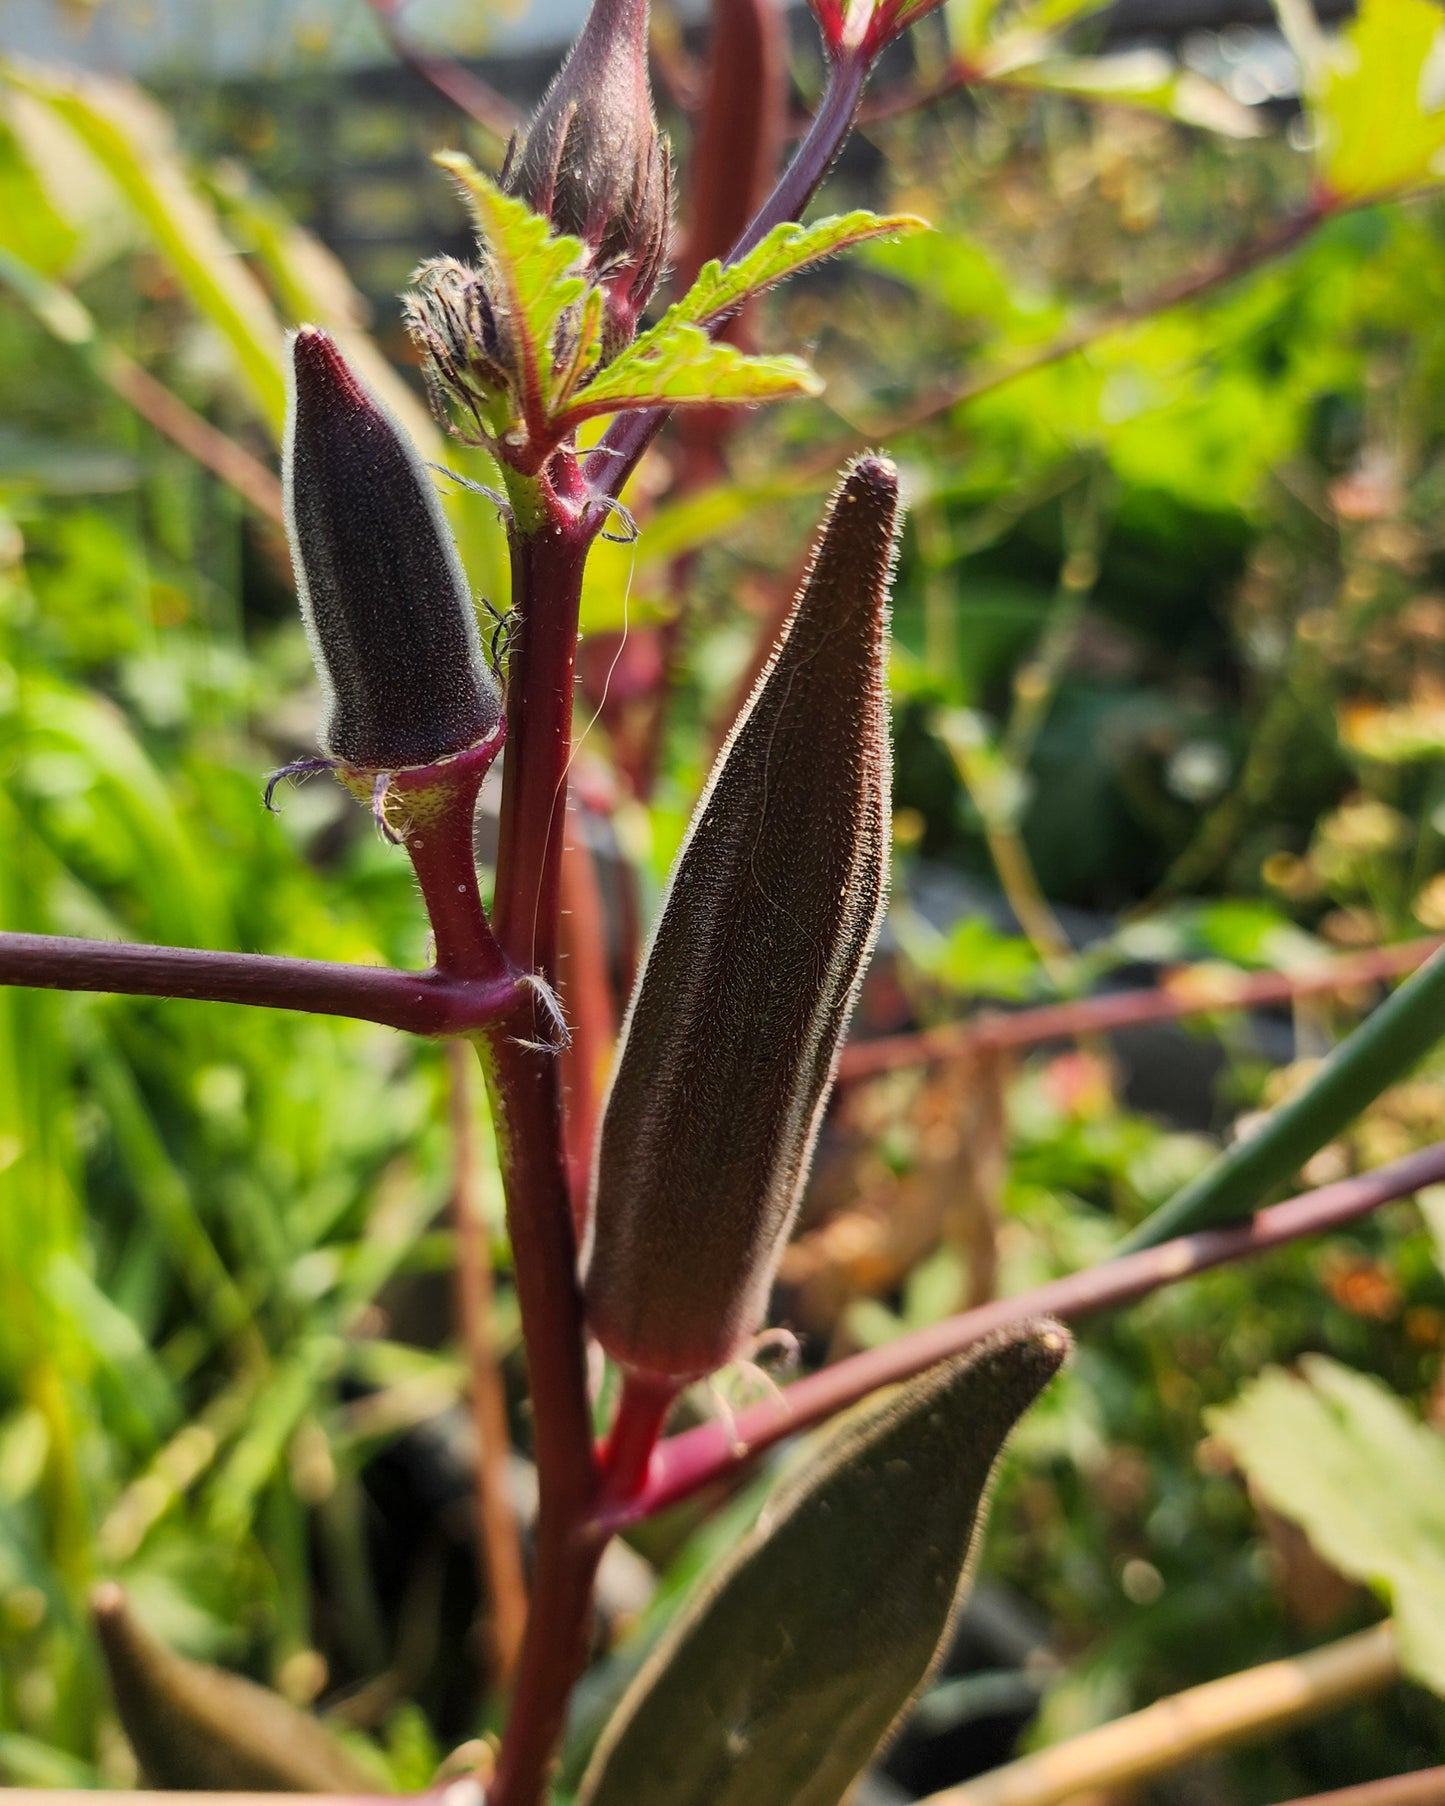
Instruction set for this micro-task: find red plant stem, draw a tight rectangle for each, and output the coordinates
[584,47,873,504]
[481,475,603,1806]
[596,1369,680,1512]
[837,938,1445,1082]
[558,816,618,1229]
[0,931,519,1036]
[362,0,522,137]
[601,1140,1445,1529]
[1279,1770,1445,1806]
[491,516,594,984]
[399,754,511,983]
[447,1040,529,1689]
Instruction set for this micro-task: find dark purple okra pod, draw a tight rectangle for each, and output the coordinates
[283,326,501,772]
[584,457,900,1381]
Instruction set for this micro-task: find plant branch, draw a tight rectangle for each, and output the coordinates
[837,938,1445,1082]
[923,1621,1399,1806]
[0,932,520,1036]
[604,1140,1445,1527]
[362,0,522,138]
[446,1040,528,1690]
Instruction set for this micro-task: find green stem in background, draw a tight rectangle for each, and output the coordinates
[1120,943,1445,1251]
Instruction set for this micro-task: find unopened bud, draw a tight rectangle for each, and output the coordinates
[584,456,901,1381]
[505,0,672,352]
[283,326,501,771]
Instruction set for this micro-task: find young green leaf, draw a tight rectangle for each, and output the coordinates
[563,325,822,419]
[578,1322,1070,1806]
[583,457,899,1381]
[92,1583,383,1792]
[662,212,929,334]
[432,151,591,426]
[1210,1357,1445,1696]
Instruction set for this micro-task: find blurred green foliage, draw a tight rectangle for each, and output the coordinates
[3,0,1445,1798]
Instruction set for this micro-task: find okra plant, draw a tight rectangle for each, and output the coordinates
[9,0,1445,1801]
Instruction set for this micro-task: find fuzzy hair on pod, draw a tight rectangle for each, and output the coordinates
[584,456,901,1381]
[283,326,501,771]
[505,0,671,350]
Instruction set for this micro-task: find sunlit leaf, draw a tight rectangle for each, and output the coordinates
[1308,0,1445,202]
[1210,1356,1445,1695]
[434,150,590,423]
[565,327,821,419]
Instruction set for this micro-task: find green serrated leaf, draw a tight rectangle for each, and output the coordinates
[665,211,929,334]
[434,151,590,424]
[566,327,822,418]
[1210,1356,1445,1696]
[1309,0,1445,202]
[579,1323,1069,1806]
[557,213,923,424]
[1,60,287,434]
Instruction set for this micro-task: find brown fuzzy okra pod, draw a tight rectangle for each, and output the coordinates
[584,456,901,1381]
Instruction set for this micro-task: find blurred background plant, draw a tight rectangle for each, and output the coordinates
[5,0,1445,1798]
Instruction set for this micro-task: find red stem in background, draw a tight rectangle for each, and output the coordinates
[558,813,619,1230]
[0,932,519,1036]
[362,0,522,137]
[600,1140,1445,1529]
[837,937,1445,1083]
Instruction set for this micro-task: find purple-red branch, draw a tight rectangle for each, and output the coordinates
[597,1139,1445,1529]
[0,932,519,1037]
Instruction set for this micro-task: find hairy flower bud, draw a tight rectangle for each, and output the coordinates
[583,457,901,1382]
[504,0,671,352]
[283,326,501,771]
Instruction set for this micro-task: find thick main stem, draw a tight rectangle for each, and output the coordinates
[483,490,603,1806]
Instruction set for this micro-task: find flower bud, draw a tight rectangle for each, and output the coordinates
[584,457,901,1382]
[504,0,671,353]
[283,326,501,771]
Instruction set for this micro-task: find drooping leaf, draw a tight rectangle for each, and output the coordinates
[579,1323,1070,1806]
[1209,1356,1445,1695]
[1307,0,1445,202]
[1,60,287,434]
[92,1583,384,1792]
